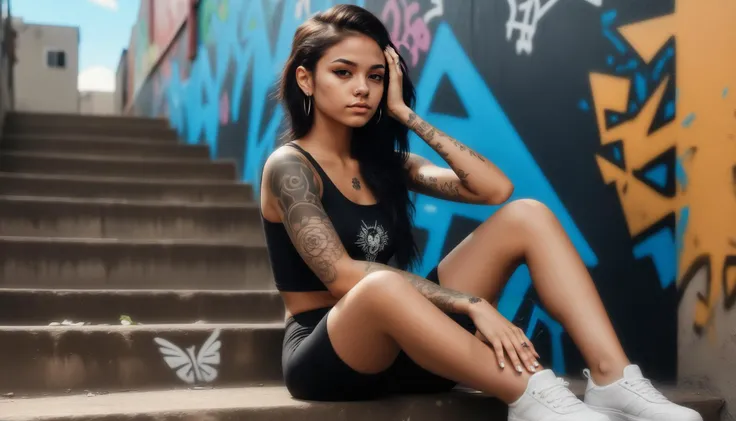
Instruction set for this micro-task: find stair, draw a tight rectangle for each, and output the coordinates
[1,383,725,421]
[0,112,724,420]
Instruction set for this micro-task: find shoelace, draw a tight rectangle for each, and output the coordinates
[624,378,669,402]
[534,378,584,410]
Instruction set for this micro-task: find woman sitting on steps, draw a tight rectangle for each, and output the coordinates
[259,4,702,421]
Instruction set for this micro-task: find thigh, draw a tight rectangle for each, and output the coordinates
[434,200,538,302]
[283,307,392,401]
[383,310,477,394]
[384,270,477,394]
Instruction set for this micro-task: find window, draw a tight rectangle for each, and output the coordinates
[46,50,66,68]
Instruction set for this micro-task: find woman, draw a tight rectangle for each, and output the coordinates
[259,4,701,421]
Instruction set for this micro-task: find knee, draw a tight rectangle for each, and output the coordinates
[349,270,411,305]
[496,199,556,231]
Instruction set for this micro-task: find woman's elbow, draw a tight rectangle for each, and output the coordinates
[487,182,514,205]
[325,261,362,299]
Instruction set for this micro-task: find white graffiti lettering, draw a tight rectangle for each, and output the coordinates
[506,0,602,55]
[424,0,444,24]
[295,0,311,19]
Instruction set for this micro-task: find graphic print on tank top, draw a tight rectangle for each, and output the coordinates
[355,220,389,261]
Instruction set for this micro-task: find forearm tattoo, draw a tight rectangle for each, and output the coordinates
[407,112,486,163]
[363,262,481,313]
[269,153,345,283]
[409,156,471,200]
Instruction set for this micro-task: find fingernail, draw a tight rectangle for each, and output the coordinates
[516,365,523,373]
[533,361,540,367]
[499,362,505,369]
[529,365,536,372]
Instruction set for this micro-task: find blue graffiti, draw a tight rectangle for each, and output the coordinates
[682,112,696,128]
[164,0,364,167]
[675,206,689,271]
[412,23,598,373]
[633,226,676,289]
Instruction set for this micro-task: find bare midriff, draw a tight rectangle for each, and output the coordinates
[281,291,339,320]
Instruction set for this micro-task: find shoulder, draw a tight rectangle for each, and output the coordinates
[263,144,323,195]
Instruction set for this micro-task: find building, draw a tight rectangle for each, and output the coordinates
[79,90,114,115]
[12,18,79,113]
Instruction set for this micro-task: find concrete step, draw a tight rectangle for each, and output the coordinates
[0,289,284,325]
[0,173,253,203]
[4,117,178,140]
[0,323,284,396]
[0,236,273,290]
[0,384,723,421]
[0,196,264,240]
[5,111,170,128]
[4,124,178,140]
[1,135,207,158]
[0,152,236,180]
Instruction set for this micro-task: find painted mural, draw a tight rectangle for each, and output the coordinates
[127,0,190,104]
[587,1,736,339]
[129,0,736,381]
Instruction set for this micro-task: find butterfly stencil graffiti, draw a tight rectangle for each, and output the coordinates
[154,329,222,384]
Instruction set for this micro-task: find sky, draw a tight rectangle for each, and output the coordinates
[12,0,139,92]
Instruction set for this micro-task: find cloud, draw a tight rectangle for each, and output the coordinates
[88,0,118,11]
[78,66,116,92]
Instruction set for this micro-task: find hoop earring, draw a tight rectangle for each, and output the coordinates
[376,107,382,124]
[303,95,312,116]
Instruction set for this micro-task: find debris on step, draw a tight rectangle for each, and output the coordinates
[120,315,143,325]
[49,319,86,326]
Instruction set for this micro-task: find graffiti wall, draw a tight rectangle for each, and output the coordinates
[128,0,736,383]
[126,0,190,105]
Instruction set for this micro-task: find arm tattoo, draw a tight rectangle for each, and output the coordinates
[363,262,481,314]
[409,156,471,200]
[406,112,486,164]
[269,153,345,283]
[413,173,462,199]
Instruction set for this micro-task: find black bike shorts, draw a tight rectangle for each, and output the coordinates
[282,267,477,401]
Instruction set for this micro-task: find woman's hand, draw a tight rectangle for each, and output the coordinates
[383,46,409,120]
[468,299,541,373]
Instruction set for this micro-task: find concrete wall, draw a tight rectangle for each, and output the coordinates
[12,19,79,113]
[79,91,115,115]
[0,3,15,135]
[114,49,128,114]
[127,0,736,416]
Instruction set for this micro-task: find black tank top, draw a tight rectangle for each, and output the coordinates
[261,143,397,292]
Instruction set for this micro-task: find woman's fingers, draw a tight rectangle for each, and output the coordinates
[385,47,402,75]
[515,327,540,359]
[511,334,538,373]
[500,335,524,373]
[490,338,506,369]
[383,49,393,69]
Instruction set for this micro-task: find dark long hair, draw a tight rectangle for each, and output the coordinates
[277,4,419,270]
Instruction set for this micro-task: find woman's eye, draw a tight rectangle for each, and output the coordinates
[333,70,350,77]
[370,74,384,82]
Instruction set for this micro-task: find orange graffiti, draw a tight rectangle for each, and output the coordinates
[589,2,736,335]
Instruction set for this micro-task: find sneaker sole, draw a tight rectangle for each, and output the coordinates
[587,404,652,421]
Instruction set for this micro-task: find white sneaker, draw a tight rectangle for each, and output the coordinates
[508,369,611,421]
[583,364,703,421]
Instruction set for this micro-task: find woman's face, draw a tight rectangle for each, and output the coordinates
[309,34,386,127]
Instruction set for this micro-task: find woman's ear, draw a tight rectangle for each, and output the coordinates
[295,66,314,96]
